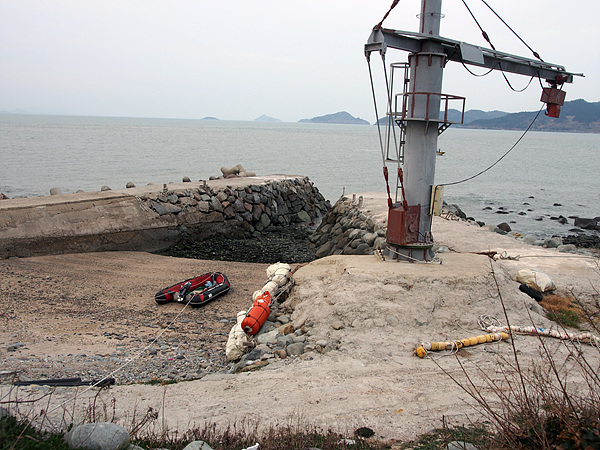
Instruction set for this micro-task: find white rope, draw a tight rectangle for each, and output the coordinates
[484,322,600,348]
[495,251,598,261]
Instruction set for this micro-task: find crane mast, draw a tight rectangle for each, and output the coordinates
[365,0,581,261]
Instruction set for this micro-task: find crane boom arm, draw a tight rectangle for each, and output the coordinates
[365,28,583,84]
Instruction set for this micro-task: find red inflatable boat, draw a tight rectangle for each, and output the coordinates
[155,272,230,308]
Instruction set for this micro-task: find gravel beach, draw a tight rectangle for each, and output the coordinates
[0,253,272,384]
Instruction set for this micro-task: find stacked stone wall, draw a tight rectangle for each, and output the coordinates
[310,196,387,258]
[140,177,330,241]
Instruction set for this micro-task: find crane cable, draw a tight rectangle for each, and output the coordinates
[461,0,496,51]
[366,53,387,166]
[369,0,546,189]
[500,70,536,93]
[374,0,401,30]
[460,0,543,91]
[439,104,544,187]
[366,52,397,208]
[480,0,544,61]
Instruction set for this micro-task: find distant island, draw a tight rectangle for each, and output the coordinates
[255,114,281,122]
[3,98,597,132]
[376,99,600,133]
[299,111,370,125]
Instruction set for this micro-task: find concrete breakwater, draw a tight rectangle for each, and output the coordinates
[0,175,330,259]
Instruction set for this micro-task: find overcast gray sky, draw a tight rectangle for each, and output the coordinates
[1,0,597,123]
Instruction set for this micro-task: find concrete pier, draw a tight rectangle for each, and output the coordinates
[0,175,330,259]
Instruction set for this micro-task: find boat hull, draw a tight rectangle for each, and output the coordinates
[155,272,230,307]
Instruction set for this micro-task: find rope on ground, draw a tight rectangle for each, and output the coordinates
[486,324,600,349]
[439,211,461,221]
[492,251,598,261]
[494,251,521,261]
[478,314,502,330]
[480,315,600,348]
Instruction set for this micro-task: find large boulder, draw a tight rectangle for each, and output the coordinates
[444,203,467,219]
[65,422,130,450]
[496,222,511,233]
[574,217,599,230]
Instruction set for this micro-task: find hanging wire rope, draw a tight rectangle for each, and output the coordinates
[499,70,537,92]
[382,58,401,162]
[480,0,544,61]
[385,66,403,163]
[381,60,405,205]
[460,59,496,77]
[459,0,540,93]
[374,0,401,30]
[461,0,496,50]
[366,52,397,208]
[368,1,551,191]
[439,104,544,187]
[366,54,387,165]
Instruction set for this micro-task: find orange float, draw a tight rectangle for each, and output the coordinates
[241,292,272,335]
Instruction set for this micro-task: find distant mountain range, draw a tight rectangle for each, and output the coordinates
[4,100,598,131]
[374,99,599,133]
[299,111,370,125]
[459,99,600,133]
[444,109,509,124]
[376,109,507,125]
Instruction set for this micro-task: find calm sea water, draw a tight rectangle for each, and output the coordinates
[1,114,599,238]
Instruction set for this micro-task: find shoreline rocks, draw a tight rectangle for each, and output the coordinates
[473,201,600,249]
[440,203,600,254]
[574,217,600,230]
